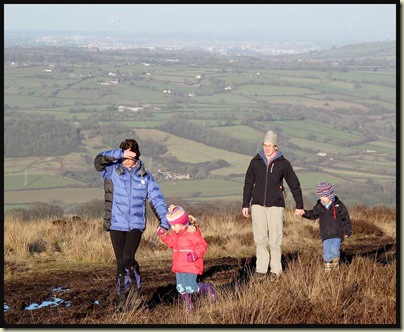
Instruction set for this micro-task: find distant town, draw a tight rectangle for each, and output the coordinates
[5,30,337,56]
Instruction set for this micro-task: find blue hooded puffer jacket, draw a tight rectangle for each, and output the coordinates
[94,148,169,232]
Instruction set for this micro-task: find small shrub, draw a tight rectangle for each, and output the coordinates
[26,202,65,221]
[72,199,104,218]
[352,218,384,236]
[28,239,47,254]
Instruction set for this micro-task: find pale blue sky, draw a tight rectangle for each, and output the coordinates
[4,4,397,42]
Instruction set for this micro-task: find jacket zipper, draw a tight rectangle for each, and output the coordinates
[128,169,132,231]
[264,162,269,207]
[263,162,275,207]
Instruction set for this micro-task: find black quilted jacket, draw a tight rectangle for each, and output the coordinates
[242,151,303,209]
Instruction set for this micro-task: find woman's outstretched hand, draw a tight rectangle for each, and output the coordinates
[295,209,305,216]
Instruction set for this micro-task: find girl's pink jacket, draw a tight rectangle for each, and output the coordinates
[160,227,208,275]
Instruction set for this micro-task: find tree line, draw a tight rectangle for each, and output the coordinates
[4,112,82,157]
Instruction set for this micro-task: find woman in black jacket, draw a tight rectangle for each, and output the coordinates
[242,130,304,280]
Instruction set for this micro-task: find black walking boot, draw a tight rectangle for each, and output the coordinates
[117,273,127,311]
[129,262,142,295]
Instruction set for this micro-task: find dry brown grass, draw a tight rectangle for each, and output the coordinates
[4,204,397,325]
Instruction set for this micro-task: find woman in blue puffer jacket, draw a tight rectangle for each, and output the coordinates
[94,138,169,310]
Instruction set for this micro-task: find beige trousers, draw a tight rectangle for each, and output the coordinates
[251,205,284,275]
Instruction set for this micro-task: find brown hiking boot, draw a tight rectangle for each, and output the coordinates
[332,257,340,270]
[270,273,280,281]
[253,272,267,281]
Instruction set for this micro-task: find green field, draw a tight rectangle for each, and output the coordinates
[4,174,84,190]
[4,42,396,208]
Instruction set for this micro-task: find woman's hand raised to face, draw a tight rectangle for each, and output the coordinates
[123,149,136,160]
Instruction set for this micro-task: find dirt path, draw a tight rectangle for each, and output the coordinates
[4,244,395,326]
[3,257,249,325]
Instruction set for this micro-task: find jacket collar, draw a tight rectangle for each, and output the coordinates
[116,160,147,177]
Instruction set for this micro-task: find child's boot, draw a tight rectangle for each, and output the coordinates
[324,262,332,272]
[181,293,194,311]
[197,283,216,301]
[332,257,340,270]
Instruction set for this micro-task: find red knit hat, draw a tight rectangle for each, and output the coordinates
[166,205,189,225]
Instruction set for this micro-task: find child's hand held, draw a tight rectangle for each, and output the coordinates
[157,227,166,236]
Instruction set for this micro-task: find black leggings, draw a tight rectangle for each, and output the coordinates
[110,228,143,276]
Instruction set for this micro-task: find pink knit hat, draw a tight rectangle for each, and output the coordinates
[166,205,189,225]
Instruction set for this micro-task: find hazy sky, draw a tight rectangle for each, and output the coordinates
[4,4,397,42]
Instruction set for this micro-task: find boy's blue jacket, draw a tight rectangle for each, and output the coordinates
[94,148,169,232]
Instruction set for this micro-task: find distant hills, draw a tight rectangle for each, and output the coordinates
[4,40,396,209]
[4,29,396,57]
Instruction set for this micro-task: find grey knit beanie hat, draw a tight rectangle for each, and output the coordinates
[263,130,278,146]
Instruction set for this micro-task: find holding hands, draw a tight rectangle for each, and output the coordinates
[157,226,167,236]
[295,209,305,216]
[244,207,305,217]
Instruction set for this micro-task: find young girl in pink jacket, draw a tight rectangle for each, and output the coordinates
[157,205,216,310]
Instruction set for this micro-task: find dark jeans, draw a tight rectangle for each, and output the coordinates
[110,228,143,276]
